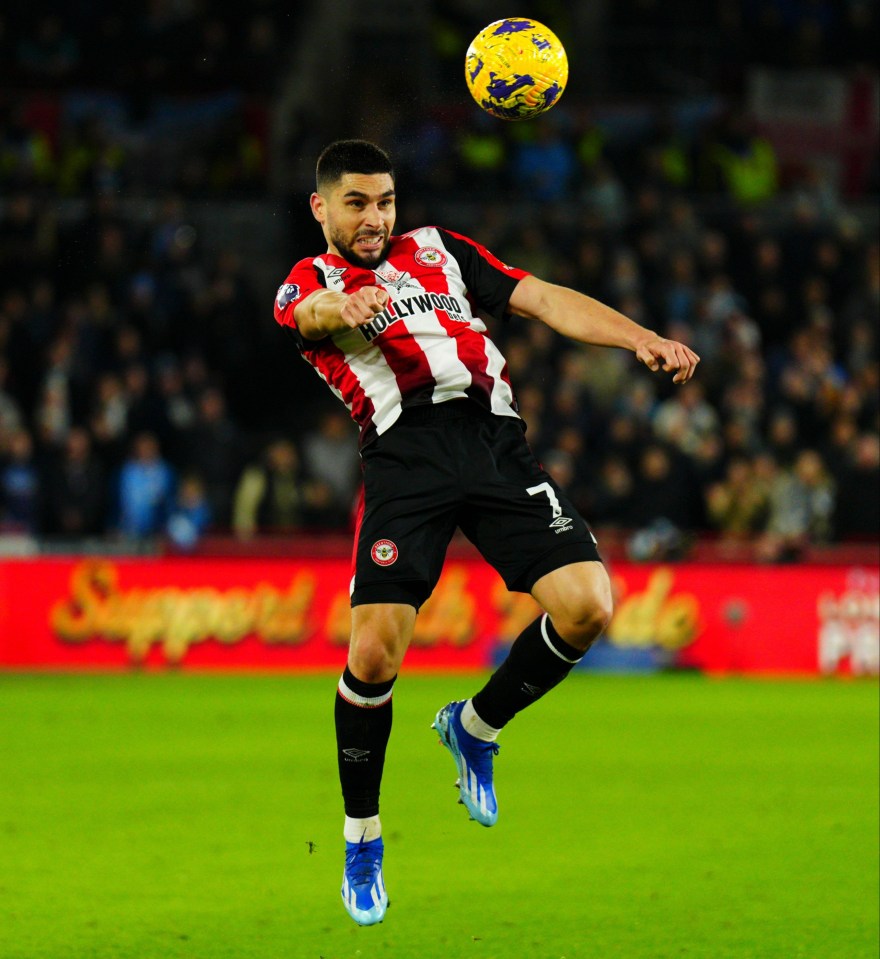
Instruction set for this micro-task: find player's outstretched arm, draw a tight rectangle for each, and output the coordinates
[507,275,700,384]
[295,286,389,340]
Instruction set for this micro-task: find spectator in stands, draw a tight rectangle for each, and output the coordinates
[834,433,880,540]
[454,113,508,198]
[590,455,636,528]
[581,160,628,230]
[232,437,333,538]
[0,426,40,533]
[0,191,56,290]
[652,381,720,457]
[662,249,699,327]
[182,386,243,527]
[40,426,106,537]
[706,456,770,540]
[0,102,54,189]
[630,443,702,531]
[301,409,359,521]
[154,358,197,458]
[166,472,212,551]
[90,371,129,469]
[511,121,578,203]
[0,354,23,442]
[121,363,168,440]
[115,431,175,540]
[765,407,800,469]
[757,449,836,562]
[56,114,126,197]
[703,109,778,206]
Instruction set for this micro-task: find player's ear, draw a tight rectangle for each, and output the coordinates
[310,192,326,224]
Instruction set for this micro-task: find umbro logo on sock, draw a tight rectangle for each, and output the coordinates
[343,748,371,762]
[521,682,543,696]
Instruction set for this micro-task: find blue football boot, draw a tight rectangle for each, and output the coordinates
[341,835,387,925]
[432,701,500,827]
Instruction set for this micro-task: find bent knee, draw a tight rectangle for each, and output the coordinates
[551,587,614,649]
[348,604,414,683]
[348,634,401,683]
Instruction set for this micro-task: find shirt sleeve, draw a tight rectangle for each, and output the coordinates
[437,228,530,320]
[273,258,328,331]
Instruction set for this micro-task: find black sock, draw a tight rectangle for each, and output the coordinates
[471,614,584,729]
[335,667,396,819]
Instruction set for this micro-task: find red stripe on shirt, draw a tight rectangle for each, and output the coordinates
[401,236,495,407]
[372,266,437,408]
[306,339,376,437]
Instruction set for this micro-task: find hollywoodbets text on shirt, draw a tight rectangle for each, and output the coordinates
[359,292,467,341]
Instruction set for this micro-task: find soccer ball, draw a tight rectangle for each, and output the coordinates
[465,18,568,121]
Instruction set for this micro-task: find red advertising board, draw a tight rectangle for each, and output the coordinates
[0,557,877,674]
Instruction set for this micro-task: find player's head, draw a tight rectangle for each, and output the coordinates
[311,140,396,269]
[315,140,394,193]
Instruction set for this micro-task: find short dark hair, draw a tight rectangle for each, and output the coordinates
[316,139,394,192]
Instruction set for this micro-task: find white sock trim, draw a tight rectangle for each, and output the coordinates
[540,613,583,664]
[337,675,393,708]
[344,814,382,843]
[461,699,501,742]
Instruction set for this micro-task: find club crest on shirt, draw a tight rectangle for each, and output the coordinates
[371,539,398,566]
[414,246,447,268]
[275,283,301,309]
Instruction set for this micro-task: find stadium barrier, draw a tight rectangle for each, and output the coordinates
[1,555,877,675]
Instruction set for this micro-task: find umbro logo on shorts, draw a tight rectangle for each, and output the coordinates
[371,540,398,566]
[551,516,574,533]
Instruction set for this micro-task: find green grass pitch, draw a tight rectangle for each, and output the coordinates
[0,672,877,959]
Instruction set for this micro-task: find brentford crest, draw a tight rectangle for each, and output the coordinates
[371,540,398,566]
[415,246,447,268]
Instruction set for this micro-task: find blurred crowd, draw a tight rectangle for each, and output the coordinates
[0,183,361,545]
[0,2,295,96]
[0,1,877,557]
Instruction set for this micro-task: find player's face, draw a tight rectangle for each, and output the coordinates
[311,173,396,269]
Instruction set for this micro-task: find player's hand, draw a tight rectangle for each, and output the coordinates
[635,335,700,384]
[340,286,389,329]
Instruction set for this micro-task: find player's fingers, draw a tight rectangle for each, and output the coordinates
[636,346,660,371]
[342,288,388,326]
[671,346,701,383]
[364,287,389,314]
[623,339,701,381]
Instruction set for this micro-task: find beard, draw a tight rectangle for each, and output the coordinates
[329,226,392,269]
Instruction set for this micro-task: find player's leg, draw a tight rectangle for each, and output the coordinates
[469,560,612,730]
[338,601,415,925]
[338,602,414,830]
[435,416,610,825]
[434,563,612,827]
[339,405,464,913]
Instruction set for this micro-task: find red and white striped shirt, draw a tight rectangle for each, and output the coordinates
[274,226,529,445]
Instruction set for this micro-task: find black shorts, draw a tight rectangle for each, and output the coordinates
[351,400,601,609]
